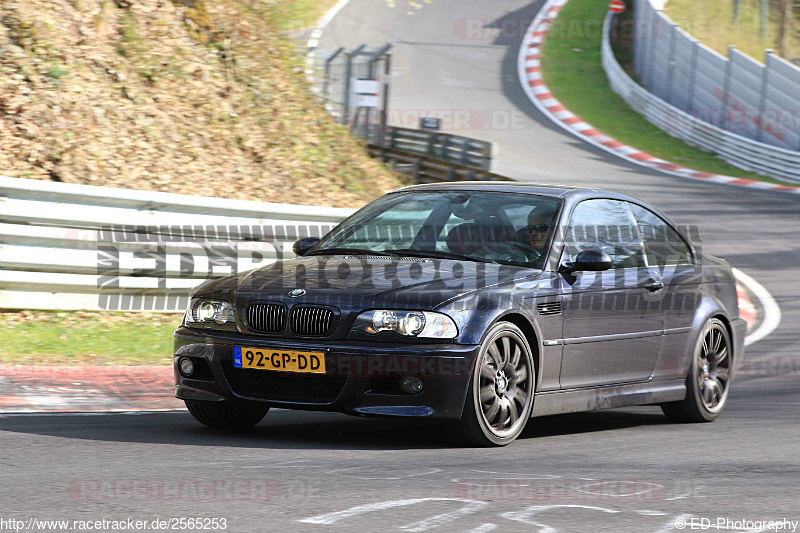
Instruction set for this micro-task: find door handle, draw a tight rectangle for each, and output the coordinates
[643,278,664,292]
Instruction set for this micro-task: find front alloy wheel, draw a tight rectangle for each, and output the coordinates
[662,317,732,422]
[450,322,535,446]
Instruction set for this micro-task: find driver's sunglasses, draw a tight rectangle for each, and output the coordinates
[524,224,552,233]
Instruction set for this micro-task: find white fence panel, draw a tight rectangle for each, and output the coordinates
[631,0,800,154]
[606,9,800,183]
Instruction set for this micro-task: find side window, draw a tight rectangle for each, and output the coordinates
[627,203,693,266]
[563,199,646,269]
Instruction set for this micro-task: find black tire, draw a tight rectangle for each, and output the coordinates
[449,322,536,446]
[661,318,733,423]
[185,399,269,430]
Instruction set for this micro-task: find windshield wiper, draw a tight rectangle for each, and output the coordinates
[306,247,397,257]
[383,248,497,264]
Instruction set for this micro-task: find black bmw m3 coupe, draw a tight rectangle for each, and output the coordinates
[174,182,745,446]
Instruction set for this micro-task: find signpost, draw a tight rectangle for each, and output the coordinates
[351,78,381,109]
[420,117,442,131]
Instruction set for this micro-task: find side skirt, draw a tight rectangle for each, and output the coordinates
[531,379,686,418]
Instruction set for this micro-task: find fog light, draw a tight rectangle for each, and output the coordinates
[179,357,195,377]
[399,376,423,394]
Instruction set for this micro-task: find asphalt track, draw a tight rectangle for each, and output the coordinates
[2,1,798,531]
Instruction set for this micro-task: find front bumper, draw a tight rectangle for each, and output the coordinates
[173,327,480,420]
[731,317,747,375]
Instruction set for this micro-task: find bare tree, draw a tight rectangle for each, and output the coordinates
[777,0,794,56]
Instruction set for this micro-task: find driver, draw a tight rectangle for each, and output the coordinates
[520,206,557,260]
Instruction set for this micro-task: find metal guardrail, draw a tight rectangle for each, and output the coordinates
[0,154,509,312]
[0,176,355,312]
[379,127,496,171]
[367,145,510,183]
[608,10,800,184]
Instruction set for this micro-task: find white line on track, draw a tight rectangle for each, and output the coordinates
[733,268,782,346]
[305,0,355,76]
[0,409,183,417]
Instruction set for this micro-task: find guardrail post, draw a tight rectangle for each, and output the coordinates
[719,45,735,129]
[426,133,437,155]
[686,39,699,113]
[461,141,471,166]
[413,158,423,182]
[439,136,450,162]
[757,49,773,143]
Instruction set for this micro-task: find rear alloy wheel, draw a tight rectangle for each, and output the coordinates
[450,322,535,446]
[661,318,732,423]
[185,399,269,430]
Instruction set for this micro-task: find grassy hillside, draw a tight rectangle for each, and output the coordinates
[665,0,799,63]
[0,0,403,207]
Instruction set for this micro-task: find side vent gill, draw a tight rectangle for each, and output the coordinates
[536,301,562,316]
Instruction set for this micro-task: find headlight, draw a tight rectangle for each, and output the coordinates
[185,298,236,327]
[351,310,458,339]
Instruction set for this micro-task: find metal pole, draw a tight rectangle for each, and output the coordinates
[365,59,374,142]
[686,39,699,113]
[365,44,393,144]
[323,47,344,101]
[719,45,735,129]
[756,49,773,142]
[380,53,392,147]
[343,44,366,126]
[646,9,662,91]
[343,52,353,125]
[665,23,679,104]
[634,0,652,87]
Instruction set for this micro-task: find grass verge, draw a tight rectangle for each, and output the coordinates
[541,0,790,185]
[0,311,180,366]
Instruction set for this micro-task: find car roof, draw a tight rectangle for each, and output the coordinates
[396,181,639,202]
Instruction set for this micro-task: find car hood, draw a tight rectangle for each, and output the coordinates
[195,255,540,311]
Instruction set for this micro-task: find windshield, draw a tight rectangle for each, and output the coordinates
[310,190,562,268]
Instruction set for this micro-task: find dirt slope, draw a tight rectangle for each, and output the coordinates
[0,0,403,207]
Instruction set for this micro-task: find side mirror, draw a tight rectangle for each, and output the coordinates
[293,237,320,257]
[559,249,613,273]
